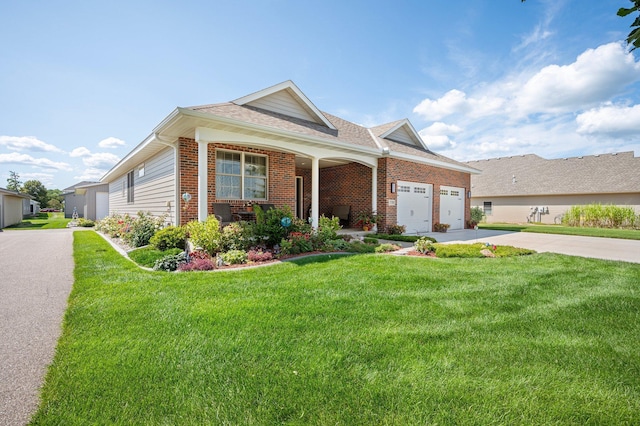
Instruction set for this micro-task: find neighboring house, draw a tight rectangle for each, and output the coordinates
[0,187,31,228]
[466,152,640,224]
[63,181,93,218]
[23,198,40,217]
[101,81,479,233]
[62,181,110,220]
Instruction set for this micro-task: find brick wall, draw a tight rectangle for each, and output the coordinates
[378,157,472,231]
[319,163,372,227]
[178,138,296,224]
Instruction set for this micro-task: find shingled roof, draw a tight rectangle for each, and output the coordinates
[466,152,640,197]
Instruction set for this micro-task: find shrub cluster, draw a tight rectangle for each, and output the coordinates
[150,226,187,251]
[562,204,638,229]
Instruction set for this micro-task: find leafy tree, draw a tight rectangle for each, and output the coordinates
[23,180,49,207]
[6,171,21,192]
[46,188,64,209]
[618,0,640,51]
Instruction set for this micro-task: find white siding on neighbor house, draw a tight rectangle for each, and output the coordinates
[246,89,316,122]
[3,196,23,227]
[108,147,176,224]
[473,193,640,224]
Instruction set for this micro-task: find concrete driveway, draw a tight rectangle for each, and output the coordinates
[424,228,640,263]
[0,229,74,426]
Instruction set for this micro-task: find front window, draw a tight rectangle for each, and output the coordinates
[215,150,267,200]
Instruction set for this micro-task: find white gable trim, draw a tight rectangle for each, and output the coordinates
[378,119,428,150]
[233,80,337,130]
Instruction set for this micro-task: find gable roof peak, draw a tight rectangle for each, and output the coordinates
[232,80,336,130]
[371,118,427,150]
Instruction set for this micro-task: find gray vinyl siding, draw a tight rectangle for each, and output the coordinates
[386,127,416,146]
[108,147,176,224]
[246,89,317,122]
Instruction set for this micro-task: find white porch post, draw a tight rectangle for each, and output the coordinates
[311,157,319,228]
[371,165,378,212]
[197,140,208,222]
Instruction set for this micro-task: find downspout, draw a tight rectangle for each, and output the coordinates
[154,133,179,225]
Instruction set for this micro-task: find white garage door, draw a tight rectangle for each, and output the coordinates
[397,181,432,234]
[439,186,464,230]
[96,192,109,221]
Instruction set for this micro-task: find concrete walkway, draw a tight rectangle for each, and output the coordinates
[0,229,74,426]
[416,229,640,263]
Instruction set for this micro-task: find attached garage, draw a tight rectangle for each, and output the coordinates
[439,185,465,230]
[397,181,432,234]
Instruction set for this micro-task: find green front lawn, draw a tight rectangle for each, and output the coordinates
[5,212,70,229]
[479,222,640,240]
[32,232,640,425]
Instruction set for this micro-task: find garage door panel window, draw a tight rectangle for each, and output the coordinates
[216,150,267,200]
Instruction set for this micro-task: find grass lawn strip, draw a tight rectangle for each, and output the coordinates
[479,223,640,240]
[5,212,70,229]
[32,231,640,424]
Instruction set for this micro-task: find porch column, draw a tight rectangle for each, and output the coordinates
[311,157,319,228]
[197,140,208,222]
[371,165,378,215]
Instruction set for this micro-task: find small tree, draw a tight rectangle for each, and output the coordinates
[6,171,21,192]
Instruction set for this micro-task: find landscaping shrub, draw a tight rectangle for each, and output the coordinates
[363,237,378,244]
[152,252,186,271]
[280,232,314,255]
[433,222,450,232]
[220,250,248,265]
[220,222,251,252]
[76,218,95,227]
[185,215,222,255]
[123,211,166,248]
[96,213,132,238]
[434,243,535,258]
[178,257,215,272]
[322,239,352,252]
[150,225,187,251]
[470,206,484,224]
[385,224,406,235]
[252,205,295,247]
[375,243,401,253]
[345,241,377,253]
[247,249,273,262]
[415,237,436,254]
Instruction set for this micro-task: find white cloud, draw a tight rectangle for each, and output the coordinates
[69,146,120,168]
[516,42,640,115]
[576,104,640,137]
[413,89,505,121]
[0,135,63,153]
[98,137,126,149]
[0,152,72,171]
[82,152,120,168]
[418,122,463,150]
[21,172,56,186]
[73,168,106,181]
[70,147,91,157]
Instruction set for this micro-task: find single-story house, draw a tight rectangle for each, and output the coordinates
[23,198,40,217]
[466,151,640,224]
[73,182,110,221]
[0,187,31,228]
[101,81,479,233]
[63,181,95,219]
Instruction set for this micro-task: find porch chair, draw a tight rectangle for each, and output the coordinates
[212,203,235,226]
[256,203,275,212]
[331,205,351,227]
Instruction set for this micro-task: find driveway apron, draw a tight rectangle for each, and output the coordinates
[0,229,74,426]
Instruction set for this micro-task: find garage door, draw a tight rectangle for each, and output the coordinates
[96,192,109,221]
[397,181,432,234]
[439,186,464,230]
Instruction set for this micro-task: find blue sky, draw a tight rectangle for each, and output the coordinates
[1,0,639,190]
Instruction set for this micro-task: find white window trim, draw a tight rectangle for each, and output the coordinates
[215,149,268,200]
